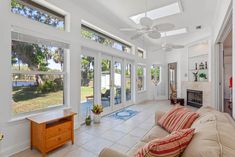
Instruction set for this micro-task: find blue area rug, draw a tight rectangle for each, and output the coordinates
[108,109,139,121]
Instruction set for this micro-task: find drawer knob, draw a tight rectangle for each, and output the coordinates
[58,137,61,141]
[58,128,61,131]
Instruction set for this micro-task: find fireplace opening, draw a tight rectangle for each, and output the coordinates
[187,89,203,108]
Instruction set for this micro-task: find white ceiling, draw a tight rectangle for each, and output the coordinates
[73,0,219,48]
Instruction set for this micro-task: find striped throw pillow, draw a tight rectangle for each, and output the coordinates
[158,106,199,133]
[135,128,195,157]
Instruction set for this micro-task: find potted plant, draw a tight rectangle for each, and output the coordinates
[85,115,91,126]
[199,73,207,81]
[91,104,103,123]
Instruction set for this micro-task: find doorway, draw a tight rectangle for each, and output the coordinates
[168,62,177,100]
[222,31,233,116]
[80,50,134,121]
[216,10,233,116]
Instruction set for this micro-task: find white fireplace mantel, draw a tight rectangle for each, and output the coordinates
[181,81,212,106]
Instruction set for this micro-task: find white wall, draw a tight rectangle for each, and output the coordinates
[0,0,148,156]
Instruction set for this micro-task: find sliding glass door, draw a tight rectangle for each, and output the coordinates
[125,63,132,102]
[101,57,112,109]
[80,52,133,121]
[80,55,95,119]
[114,60,122,106]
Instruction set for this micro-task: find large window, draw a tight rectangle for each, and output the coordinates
[137,65,146,91]
[81,24,131,53]
[11,32,68,115]
[11,0,65,30]
[151,65,161,85]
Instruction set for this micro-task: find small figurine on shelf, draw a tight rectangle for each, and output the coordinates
[195,63,197,70]
[193,71,198,82]
[205,61,208,69]
[0,132,3,142]
[199,62,204,70]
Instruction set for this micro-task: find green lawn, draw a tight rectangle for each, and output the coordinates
[13,87,63,114]
[12,86,94,114]
[81,86,93,102]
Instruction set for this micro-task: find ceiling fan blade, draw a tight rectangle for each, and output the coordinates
[148,31,161,39]
[172,45,185,49]
[120,28,137,32]
[130,33,144,40]
[139,16,153,27]
[154,23,175,32]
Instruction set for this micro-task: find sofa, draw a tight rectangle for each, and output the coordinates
[99,106,235,157]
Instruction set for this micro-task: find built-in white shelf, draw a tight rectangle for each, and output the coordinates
[188,41,209,82]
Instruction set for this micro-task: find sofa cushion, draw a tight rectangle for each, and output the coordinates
[136,128,195,157]
[141,125,169,143]
[157,105,183,130]
[158,105,198,133]
[182,111,235,157]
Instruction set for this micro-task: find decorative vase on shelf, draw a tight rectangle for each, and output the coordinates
[193,71,198,82]
[199,62,204,70]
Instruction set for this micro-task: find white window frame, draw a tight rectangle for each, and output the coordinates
[137,48,146,59]
[11,32,69,118]
[11,0,71,32]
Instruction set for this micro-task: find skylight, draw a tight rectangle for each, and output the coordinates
[130,1,182,24]
[161,28,187,37]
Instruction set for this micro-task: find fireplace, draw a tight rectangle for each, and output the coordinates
[187,89,203,108]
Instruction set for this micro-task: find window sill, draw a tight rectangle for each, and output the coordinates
[9,106,67,123]
[137,90,147,94]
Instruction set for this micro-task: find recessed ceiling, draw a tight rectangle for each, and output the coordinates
[72,0,219,47]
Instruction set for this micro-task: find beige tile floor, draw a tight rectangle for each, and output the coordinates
[12,100,190,157]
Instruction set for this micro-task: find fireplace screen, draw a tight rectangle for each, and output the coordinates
[187,89,203,108]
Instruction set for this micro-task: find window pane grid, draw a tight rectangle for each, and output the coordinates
[11,0,65,30]
[81,25,132,53]
[11,33,67,115]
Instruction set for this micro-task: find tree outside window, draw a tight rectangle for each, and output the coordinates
[12,34,67,115]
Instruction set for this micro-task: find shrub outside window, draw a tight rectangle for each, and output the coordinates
[11,0,65,30]
[137,65,146,91]
[11,32,68,115]
[81,24,132,53]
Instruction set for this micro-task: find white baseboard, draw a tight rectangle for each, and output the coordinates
[0,141,30,157]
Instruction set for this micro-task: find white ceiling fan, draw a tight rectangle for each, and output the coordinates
[154,43,185,52]
[120,0,175,40]
[153,34,184,52]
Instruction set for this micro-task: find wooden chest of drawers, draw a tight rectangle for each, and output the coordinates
[27,111,77,157]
